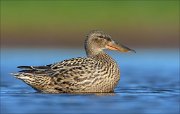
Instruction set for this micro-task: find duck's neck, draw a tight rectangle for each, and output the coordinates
[85,44,113,62]
[92,51,115,62]
[84,39,114,62]
[85,41,102,57]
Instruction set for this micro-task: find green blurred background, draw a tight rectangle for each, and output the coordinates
[1,0,179,48]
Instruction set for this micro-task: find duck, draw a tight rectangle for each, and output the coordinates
[11,30,135,93]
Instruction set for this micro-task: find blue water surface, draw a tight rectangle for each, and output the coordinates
[0,48,179,114]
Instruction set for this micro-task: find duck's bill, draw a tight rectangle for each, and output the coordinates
[106,41,136,53]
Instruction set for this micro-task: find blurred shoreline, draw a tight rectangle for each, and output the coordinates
[1,1,179,49]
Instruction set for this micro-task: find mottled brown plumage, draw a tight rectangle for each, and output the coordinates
[11,30,135,93]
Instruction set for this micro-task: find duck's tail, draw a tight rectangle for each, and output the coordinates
[10,65,35,80]
[10,72,34,80]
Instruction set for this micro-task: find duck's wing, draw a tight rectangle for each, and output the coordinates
[17,64,52,74]
[15,57,100,92]
[49,57,101,92]
[16,57,98,77]
[50,57,98,77]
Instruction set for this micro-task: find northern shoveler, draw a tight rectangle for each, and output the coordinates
[11,30,135,93]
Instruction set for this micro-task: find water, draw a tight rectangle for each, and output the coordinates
[1,48,179,114]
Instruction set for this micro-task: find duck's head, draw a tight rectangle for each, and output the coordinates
[85,30,135,56]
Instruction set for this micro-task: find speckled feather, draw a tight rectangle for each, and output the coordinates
[12,30,124,93]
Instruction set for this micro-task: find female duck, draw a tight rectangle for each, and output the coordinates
[12,30,135,93]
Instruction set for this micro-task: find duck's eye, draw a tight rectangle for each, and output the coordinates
[98,35,104,38]
[97,35,112,41]
[105,37,112,41]
[93,38,103,44]
[94,38,100,42]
